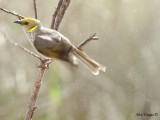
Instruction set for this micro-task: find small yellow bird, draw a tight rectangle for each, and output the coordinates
[14,18,106,75]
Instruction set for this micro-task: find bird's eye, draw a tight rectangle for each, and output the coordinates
[24,22,29,25]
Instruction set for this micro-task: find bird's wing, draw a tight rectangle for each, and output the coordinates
[41,27,71,43]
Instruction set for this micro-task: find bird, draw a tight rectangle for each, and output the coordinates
[14,18,106,75]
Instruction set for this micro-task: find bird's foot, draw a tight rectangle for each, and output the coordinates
[37,58,54,69]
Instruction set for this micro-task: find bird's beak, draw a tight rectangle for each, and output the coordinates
[14,20,22,24]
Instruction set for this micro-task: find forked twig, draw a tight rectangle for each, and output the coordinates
[78,33,98,50]
[0,6,25,19]
[33,0,38,19]
[50,0,70,31]
[54,0,70,31]
[50,0,63,29]
[3,33,52,120]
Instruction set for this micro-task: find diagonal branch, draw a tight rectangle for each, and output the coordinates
[33,0,38,19]
[78,33,98,50]
[54,0,70,31]
[3,33,42,61]
[50,0,63,29]
[0,6,25,19]
[50,0,70,31]
[25,67,45,120]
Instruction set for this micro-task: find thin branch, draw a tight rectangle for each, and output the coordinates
[3,33,42,61]
[33,0,38,19]
[78,33,98,50]
[50,0,63,29]
[50,0,70,31]
[54,0,70,31]
[0,6,25,19]
[25,67,45,120]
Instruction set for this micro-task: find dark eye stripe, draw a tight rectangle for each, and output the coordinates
[24,22,29,25]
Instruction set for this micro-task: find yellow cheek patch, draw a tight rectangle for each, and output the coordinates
[28,25,38,32]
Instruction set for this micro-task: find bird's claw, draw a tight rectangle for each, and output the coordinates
[37,59,54,69]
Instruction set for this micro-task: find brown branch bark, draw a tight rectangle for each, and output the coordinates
[50,0,70,31]
[0,6,25,19]
[33,0,38,19]
[54,0,70,31]
[78,33,98,50]
[50,0,63,29]
[25,67,45,120]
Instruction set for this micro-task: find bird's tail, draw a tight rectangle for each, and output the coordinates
[72,47,106,75]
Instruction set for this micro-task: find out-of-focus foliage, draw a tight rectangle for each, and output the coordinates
[0,0,160,120]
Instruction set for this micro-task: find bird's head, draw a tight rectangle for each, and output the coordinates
[14,18,41,33]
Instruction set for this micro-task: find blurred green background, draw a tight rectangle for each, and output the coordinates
[0,0,160,120]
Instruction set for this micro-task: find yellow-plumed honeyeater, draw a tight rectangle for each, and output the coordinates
[14,18,106,75]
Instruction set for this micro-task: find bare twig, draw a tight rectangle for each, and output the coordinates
[3,33,42,61]
[78,33,98,50]
[50,0,63,29]
[33,0,38,19]
[54,0,70,31]
[0,6,25,19]
[25,67,45,120]
[50,0,70,31]
[25,57,54,120]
